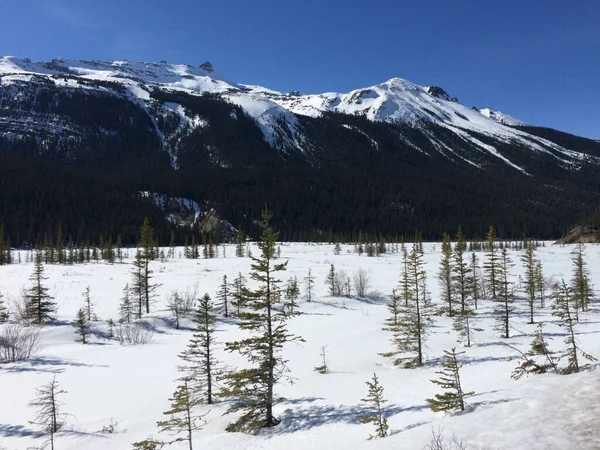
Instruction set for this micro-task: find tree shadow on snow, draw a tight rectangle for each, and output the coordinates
[0,356,107,374]
[270,403,425,434]
[0,424,45,438]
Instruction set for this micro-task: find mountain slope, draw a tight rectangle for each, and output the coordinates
[1,56,599,243]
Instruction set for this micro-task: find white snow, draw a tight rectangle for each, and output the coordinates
[0,55,596,170]
[0,242,599,449]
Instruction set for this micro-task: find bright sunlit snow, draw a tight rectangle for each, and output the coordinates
[0,242,599,449]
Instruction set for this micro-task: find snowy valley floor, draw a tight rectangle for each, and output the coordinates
[0,243,599,449]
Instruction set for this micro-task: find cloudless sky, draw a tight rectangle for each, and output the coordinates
[0,0,598,138]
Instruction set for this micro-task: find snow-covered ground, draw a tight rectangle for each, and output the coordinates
[0,242,599,449]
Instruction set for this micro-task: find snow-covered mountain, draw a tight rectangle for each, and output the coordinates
[0,56,599,175]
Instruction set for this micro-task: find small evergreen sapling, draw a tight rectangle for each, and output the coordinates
[552,280,596,374]
[119,283,134,324]
[314,345,329,374]
[427,348,473,412]
[357,373,389,439]
[26,252,56,324]
[509,323,558,379]
[304,268,315,302]
[156,377,207,450]
[75,308,90,344]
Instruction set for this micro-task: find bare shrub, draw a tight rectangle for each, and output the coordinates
[166,291,184,329]
[115,322,154,345]
[353,267,371,298]
[10,289,32,325]
[425,428,468,450]
[0,323,41,363]
[179,284,198,316]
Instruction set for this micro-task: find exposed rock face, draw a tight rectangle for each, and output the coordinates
[200,209,236,242]
[555,225,600,244]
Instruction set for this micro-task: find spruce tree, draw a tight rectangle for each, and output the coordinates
[381,244,433,367]
[552,280,596,374]
[314,345,329,374]
[83,286,95,322]
[496,248,514,338]
[469,252,480,309]
[29,377,68,450]
[230,272,248,316]
[304,268,315,302]
[452,226,470,314]
[521,239,538,324]
[535,260,546,308]
[570,243,592,316]
[179,293,221,405]
[26,252,56,324]
[357,373,389,440]
[326,264,336,296]
[220,210,303,432]
[235,229,245,257]
[438,232,454,316]
[217,275,229,318]
[138,218,158,315]
[0,289,8,322]
[382,289,401,332]
[156,377,207,450]
[427,348,473,412]
[119,283,134,324]
[284,276,300,314]
[75,308,90,344]
[510,323,558,379]
[484,225,501,301]
[399,244,411,307]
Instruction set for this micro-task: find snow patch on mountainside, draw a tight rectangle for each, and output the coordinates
[480,107,527,126]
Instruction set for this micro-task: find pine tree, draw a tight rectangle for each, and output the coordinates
[521,239,537,324]
[26,252,56,324]
[427,348,473,412]
[83,286,95,322]
[230,272,248,316]
[0,289,8,322]
[179,293,221,405]
[235,229,245,257]
[452,226,470,314]
[381,244,433,367]
[510,323,558,379]
[382,289,401,332]
[552,280,596,374]
[399,244,411,307]
[138,218,158,315]
[484,225,501,301]
[284,276,300,314]
[333,241,341,255]
[326,264,336,296]
[220,209,303,432]
[156,377,207,450]
[357,373,389,440]
[131,250,146,319]
[304,268,315,302]
[29,377,68,450]
[217,275,230,318]
[75,308,90,344]
[570,243,593,316]
[469,252,480,309]
[496,248,514,338]
[438,232,454,316]
[119,283,134,324]
[534,260,546,308]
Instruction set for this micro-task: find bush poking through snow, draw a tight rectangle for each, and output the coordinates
[0,322,41,363]
[115,322,154,346]
[425,428,469,450]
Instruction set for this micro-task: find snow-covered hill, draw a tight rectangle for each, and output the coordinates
[1,56,597,173]
[0,242,599,449]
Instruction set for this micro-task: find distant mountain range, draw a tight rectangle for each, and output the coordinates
[1,56,599,244]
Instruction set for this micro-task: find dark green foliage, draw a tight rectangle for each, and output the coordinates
[521,239,539,324]
[26,253,56,324]
[179,294,221,405]
[438,232,454,317]
[570,244,592,315]
[357,373,389,439]
[427,348,473,412]
[75,308,89,344]
[496,248,514,338]
[220,210,303,432]
[510,323,558,379]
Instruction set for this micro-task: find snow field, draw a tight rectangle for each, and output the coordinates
[0,242,599,449]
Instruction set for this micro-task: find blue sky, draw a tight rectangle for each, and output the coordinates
[1,0,598,138]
